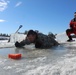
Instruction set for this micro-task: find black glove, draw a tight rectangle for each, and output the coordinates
[15,41,21,47]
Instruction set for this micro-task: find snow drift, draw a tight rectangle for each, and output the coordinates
[56,32,68,43]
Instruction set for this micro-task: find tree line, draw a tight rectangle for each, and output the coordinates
[0,33,10,37]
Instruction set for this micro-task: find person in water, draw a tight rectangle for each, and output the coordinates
[15,30,59,48]
[66,12,76,41]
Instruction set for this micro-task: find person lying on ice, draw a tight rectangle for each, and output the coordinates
[15,30,59,49]
[66,12,76,42]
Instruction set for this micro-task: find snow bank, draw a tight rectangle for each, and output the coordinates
[10,33,26,43]
[0,33,26,48]
[56,32,68,43]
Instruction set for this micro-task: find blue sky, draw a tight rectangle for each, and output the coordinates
[0,0,76,34]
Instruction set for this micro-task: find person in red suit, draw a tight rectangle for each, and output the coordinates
[66,12,76,41]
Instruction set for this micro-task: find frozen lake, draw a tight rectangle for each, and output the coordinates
[0,43,76,75]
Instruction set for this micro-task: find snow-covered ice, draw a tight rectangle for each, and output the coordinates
[0,33,76,75]
[56,32,68,43]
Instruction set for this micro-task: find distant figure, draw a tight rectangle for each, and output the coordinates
[66,12,76,41]
[15,30,59,49]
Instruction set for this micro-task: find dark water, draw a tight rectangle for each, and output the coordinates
[0,44,70,61]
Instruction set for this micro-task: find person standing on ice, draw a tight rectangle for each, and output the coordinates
[15,30,59,49]
[66,12,76,42]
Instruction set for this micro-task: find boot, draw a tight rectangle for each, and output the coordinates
[67,36,73,42]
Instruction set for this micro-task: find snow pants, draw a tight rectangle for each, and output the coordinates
[66,29,76,36]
